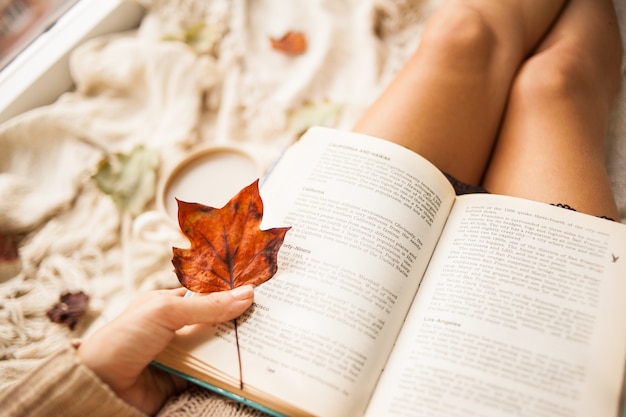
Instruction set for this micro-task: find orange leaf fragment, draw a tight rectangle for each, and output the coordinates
[270,31,307,55]
[172,179,290,293]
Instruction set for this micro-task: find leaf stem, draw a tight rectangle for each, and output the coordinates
[234,318,244,390]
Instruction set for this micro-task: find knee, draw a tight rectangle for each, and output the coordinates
[419,6,499,70]
[513,43,622,110]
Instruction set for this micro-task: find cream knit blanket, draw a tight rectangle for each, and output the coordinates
[0,1,625,416]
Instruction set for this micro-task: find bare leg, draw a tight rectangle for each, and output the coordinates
[482,0,622,219]
[353,0,567,184]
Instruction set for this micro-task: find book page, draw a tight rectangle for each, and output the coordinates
[160,127,456,417]
[365,194,626,417]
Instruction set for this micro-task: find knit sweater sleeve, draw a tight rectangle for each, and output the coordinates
[0,345,147,417]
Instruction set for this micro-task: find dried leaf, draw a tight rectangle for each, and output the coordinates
[47,292,90,330]
[0,232,21,281]
[172,179,290,293]
[92,145,159,216]
[270,31,307,55]
[163,23,222,54]
[172,180,290,390]
[0,233,18,261]
[288,100,344,134]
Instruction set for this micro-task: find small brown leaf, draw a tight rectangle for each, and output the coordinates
[0,233,18,262]
[172,179,290,293]
[0,232,21,281]
[47,292,90,330]
[270,31,307,55]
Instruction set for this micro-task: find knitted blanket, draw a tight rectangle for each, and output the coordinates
[0,1,625,416]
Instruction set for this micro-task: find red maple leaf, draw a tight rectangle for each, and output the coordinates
[172,179,290,389]
[172,179,290,293]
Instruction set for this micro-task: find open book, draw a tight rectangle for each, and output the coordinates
[154,126,626,417]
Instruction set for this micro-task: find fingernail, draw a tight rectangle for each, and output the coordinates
[231,285,254,300]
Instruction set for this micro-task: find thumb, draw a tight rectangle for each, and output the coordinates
[177,285,255,327]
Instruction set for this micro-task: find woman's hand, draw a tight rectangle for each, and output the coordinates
[77,285,254,415]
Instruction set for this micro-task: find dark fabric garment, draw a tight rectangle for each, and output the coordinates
[550,203,615,222]
[443,172,488,195]
[443,173,615,221]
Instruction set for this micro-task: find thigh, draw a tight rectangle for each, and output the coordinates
[482,0,622,219]
[353,0,567,185]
